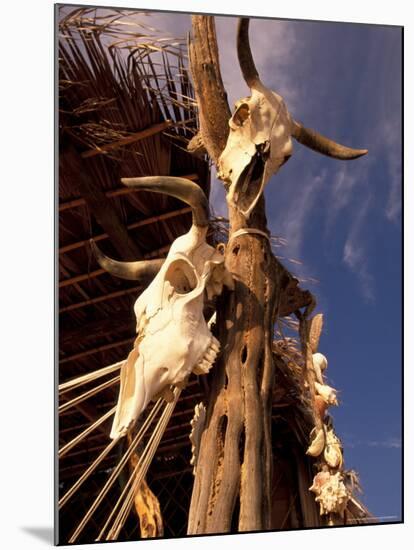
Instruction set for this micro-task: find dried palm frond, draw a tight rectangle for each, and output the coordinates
[59,7,198,159]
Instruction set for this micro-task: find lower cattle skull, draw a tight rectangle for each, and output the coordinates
[91,177,234,439]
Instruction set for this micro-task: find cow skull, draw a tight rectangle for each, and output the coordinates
[91,177,233,439]
[217,18,368,218]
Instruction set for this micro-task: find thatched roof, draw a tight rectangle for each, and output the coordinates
[57,7,373,543]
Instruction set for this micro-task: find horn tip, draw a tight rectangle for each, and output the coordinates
[120,177,133,187]
[353,148,368,159]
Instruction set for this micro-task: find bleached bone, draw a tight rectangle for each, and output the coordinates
[189,402,206,474]
[217,18,367,218]
[92,177,233,439]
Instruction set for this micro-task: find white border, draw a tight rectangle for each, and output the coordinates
[1,1,410,548]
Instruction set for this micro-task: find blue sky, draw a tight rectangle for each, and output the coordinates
[182,13,402,520]
[60,6,403,522]
[213,16,402,521]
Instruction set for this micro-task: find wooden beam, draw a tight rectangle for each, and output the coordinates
[60,311,134,346]
[59,337,134,364]
[59,206,191,254]
[60,286,140,313]
[59,174,199,212]
[62,144,142,261]
[59,268,105,289]
[81,120,174,159]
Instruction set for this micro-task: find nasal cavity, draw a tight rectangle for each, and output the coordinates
[165,259,197,294]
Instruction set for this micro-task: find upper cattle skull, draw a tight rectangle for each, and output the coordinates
[218,18,368,218]
[91,177,233,439]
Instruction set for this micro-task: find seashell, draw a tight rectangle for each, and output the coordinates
[311,471,349,516]
[314,395,328,420]
[324,428,343,468]
[312,352,328,384]
[306,427,325,457]
[314,381,338,406]
[309,470,331,494]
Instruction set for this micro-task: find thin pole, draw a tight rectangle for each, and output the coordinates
[59,437,120,509]
[68,399,163,544]
[59,361,124,395]
[59,406,116,458]
[59,375,120,413]
[106,390,180,540]
[97,395,177,540]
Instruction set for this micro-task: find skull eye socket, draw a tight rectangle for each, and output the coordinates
[231,103,250,128]
[165,259,197,294]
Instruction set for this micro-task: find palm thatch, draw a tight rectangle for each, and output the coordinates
[57,6,374,544]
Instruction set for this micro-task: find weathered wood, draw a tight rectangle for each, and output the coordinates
[127,433,164,538]
[188,16,231,166]
[187,16,295,534]
[294,448,321,528]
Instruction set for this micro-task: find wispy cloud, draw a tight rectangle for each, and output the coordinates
[325,160,372,233]
[342,434,401,450]
[342,194,375,303]
[275,170,327,260]
[367,437,401,449]
[215,17,299,109]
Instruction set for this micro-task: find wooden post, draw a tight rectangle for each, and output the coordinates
[187,16,292,534]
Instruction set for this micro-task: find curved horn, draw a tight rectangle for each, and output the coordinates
[237,18,260,87]
[292,120,368,160]
[90,240,164,281]
[120,176,209,227]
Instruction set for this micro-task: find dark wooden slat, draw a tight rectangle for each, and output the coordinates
[59,206,191,254]
[59,337,134,364]
[62,144,143,261]
[60,311,134,346]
